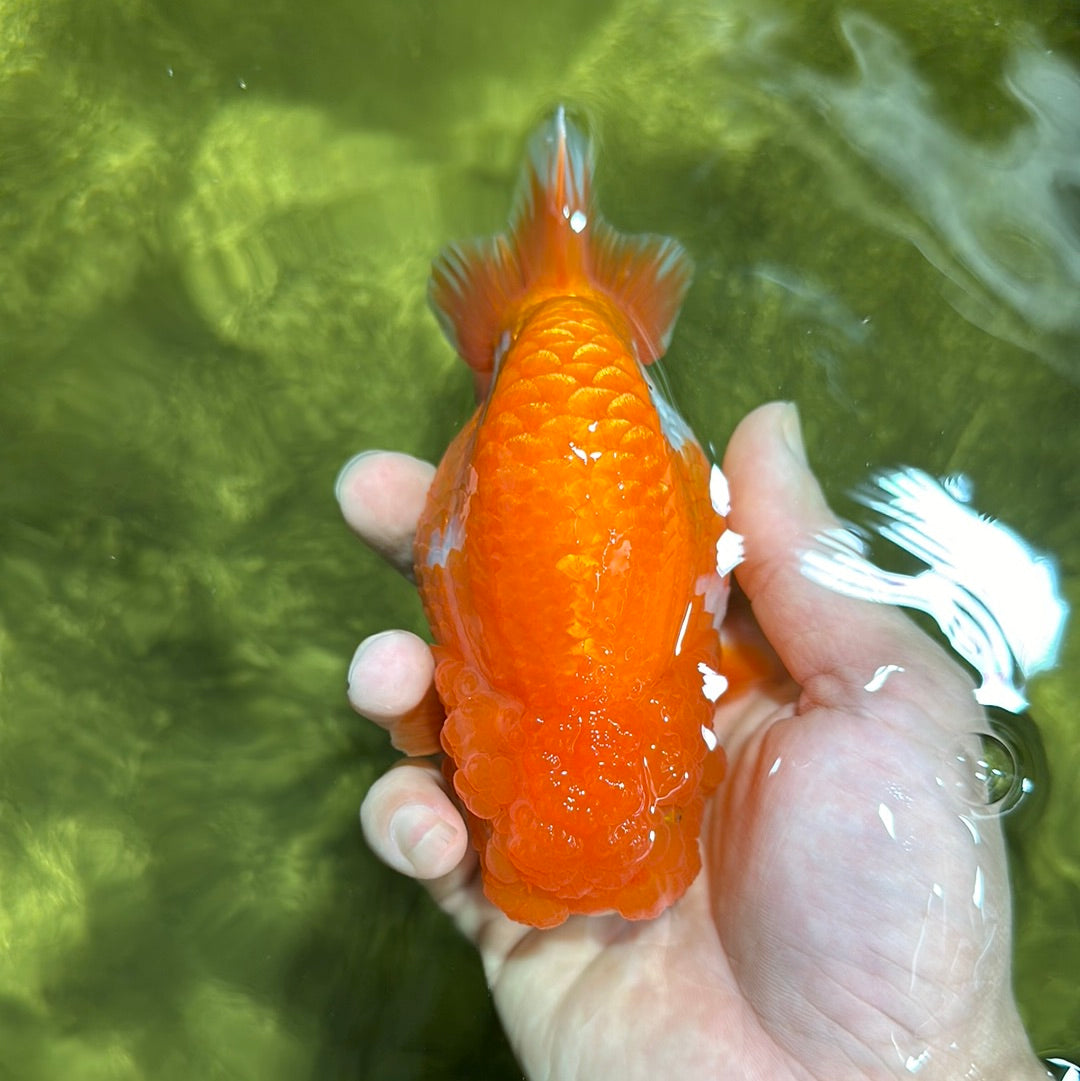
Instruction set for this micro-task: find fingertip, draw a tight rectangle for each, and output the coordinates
[776,400,809,468]
[388,803,468,881]
[336,450,436,571]
[347,630,435,722]
[361,765,469,880]
[334,449,380,504]
[723,402,838,605]
[723,402,938,694]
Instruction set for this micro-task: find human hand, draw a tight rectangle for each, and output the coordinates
[339,402,1046,1081]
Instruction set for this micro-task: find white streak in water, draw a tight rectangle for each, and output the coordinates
[800,467,1069,713]
[878,802,897,839]
[715,530,745,577]
[709,464,731,515]
[697,662,728,702]
[864,664,905,692]
[424,519,463,568]
[674,602,693,656]
[644,376,693,451]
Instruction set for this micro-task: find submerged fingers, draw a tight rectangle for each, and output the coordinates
[336,450,436,576]
[350,633,476,893]
[336,454,445,750]
[361,764,502,948]
[361,762,469,880]
[348,630,444,756]
[352,636,494,934]
[347,629,434,721]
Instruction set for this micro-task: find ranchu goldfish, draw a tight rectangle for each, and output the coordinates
[411,107,733,928]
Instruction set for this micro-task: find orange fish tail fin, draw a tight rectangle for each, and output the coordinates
[428,106,694,378]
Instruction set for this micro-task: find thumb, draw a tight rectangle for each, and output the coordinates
[723,402,976,724]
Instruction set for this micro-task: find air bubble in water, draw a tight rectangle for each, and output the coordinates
[946,714,1045,822]
[964,733,1025,811]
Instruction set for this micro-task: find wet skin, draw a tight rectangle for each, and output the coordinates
[340,402,1047,1081]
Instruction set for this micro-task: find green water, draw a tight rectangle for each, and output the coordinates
[1,0,1078,1077]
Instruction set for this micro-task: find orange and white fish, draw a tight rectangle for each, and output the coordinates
[410,107,732,928]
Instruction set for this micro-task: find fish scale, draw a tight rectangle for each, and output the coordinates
[470,303,679,693]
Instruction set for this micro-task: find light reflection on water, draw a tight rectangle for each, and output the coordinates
[802,462,1064,855]
[802,465,1068,713]
[797,14,1080,360]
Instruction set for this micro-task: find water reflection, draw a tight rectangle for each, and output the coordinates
[794,13,1080,374]
[802,466,1068,713]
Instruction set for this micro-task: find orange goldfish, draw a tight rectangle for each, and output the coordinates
[411,107,731,928]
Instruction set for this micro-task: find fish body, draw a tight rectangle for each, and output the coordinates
[413,108,729,928]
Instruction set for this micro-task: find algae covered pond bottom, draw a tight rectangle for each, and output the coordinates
[1,0,1078,1077]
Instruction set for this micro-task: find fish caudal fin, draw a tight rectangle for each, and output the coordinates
[428,105,694,378]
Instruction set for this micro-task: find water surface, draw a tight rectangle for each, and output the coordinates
[1,0,1078,1076]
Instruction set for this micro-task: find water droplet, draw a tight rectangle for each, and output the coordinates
[903,1047,931,1073]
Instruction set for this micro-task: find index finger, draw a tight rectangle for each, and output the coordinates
[335,450,436,576]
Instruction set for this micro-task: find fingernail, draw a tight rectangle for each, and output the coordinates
[334,449,380,503]
[347,630,395,689]
[779,402,809,467]
[389,805,458,874]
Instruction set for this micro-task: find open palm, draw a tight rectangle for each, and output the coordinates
[342,403,1042,1081]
